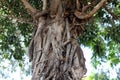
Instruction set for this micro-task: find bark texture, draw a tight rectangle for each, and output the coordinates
[30,17,87,80]
[22,0,107,80]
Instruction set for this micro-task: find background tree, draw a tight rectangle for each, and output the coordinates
[0,0,120,80]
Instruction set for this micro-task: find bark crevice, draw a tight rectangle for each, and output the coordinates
[26,0,100,80]
[29,17,87,80]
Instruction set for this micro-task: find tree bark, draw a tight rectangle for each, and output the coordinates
[27,0,88,80]
[19,0,108,79]
[24,0,107,80]
[30,16,87,80]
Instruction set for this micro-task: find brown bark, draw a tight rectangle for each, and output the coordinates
[74,0,107,19]
[21,0,37,16]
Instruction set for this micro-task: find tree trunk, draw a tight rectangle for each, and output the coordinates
[29,0,87,80]
[30,17,86,80]
[21,0,108,79]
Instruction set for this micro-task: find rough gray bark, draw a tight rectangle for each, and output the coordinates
[27,0,88,80]
[26,0,106,80]
[20,0,107,80]
[30,17,87,80]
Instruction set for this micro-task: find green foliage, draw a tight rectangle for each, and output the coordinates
[104,26,120,43]
[0,16,27,60]
[29,0,43,10]
[79,0,120,67]
[83,70,119,80]
[0,0,48,61]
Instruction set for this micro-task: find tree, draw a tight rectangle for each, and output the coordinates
[0,0,120,80]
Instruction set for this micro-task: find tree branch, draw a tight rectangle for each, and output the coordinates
[74,0,107,19]
[42,0,47,10]
[21,0,37,16]
[21,0,50,20]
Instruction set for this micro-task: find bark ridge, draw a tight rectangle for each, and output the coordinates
[29,17,87,80]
